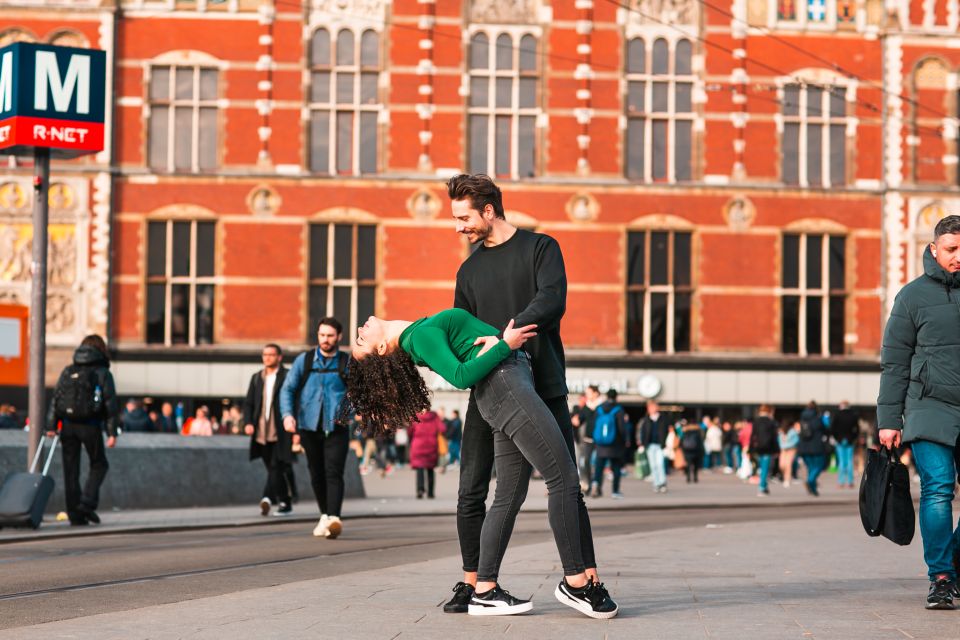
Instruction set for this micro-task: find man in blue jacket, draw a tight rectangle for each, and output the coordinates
[280,317,350,539]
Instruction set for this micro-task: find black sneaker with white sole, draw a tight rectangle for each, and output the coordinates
[926,574,956,610]
[555,578,619,619]
[443,581,475,613]
[467,585,533,616]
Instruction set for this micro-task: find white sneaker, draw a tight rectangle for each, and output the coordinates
[313,514,329,537]
[259,497,271,517]
[325,515,342,539]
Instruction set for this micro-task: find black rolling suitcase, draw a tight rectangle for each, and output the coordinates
[0,435,60,529]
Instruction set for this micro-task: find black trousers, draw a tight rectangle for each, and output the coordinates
[457,393,597,573]
[259,442,292,506]
[416,467,435,497]
[60,422,109,519]
[683,451,700,483]
[299,425,349,518]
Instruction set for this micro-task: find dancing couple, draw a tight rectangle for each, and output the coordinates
[345,174,618,619]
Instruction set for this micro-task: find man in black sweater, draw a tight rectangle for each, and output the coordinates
[443,174,612,615]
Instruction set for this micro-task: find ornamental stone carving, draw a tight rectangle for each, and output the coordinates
[471,0,538,24]
[628,0,696,26]
[312,0,386,19]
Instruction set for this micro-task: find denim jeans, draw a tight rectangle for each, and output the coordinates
[593,457,622,494]
[758,454,773,491]
[457,374,595,575]
[646,444,667,488]
[801,454,826,491]
[911,439,960,580]
[835,441,855,486]
[472,352,586,581]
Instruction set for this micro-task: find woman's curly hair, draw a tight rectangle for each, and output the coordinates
[344,348,431,436]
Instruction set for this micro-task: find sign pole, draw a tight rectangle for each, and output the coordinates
[27,147,50,468]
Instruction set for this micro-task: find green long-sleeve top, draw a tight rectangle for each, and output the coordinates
[399,308,513,390]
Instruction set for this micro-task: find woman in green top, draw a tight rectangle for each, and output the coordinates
[347,309,618,619]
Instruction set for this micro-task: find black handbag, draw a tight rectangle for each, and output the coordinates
[859,447,915,546]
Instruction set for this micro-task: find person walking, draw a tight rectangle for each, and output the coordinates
[441,174,610,616]
[749,405,779,496]
[279,317,350,539]
[680,421,703,484]
[409,410,443,499]
[832,400,859,489]
[243,343,293,516]
[878,214,960,609]
[591,389,628,499]
[446,409,463,465]
[45,335,120,526]
[704,418,724,471]
[577,385,601,491]
[639,400,669,493]
[778,421,800,488]
[797,400,828,496]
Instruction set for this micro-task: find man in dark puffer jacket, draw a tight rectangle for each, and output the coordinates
[878,215,960,610]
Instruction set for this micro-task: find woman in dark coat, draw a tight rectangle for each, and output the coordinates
[408,410,443,498]
[796,401,827,496]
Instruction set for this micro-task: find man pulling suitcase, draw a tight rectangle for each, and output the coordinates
[45,334,121,526]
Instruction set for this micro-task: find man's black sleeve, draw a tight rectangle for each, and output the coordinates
[102,370,121,437]
[511,236,566,331]
[453,265,476,315]
[242,373,257,427]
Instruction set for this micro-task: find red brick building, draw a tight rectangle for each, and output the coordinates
[1,0,950,416]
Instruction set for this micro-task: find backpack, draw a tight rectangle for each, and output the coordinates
[592,405,621,446]
[681,429,700,450]
[54,365,104,422]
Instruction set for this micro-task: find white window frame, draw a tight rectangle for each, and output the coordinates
[778,80,852,187]
[306,222,378,344]
[466,25,542,180]
[146,63,220,174]
[145,219,217,347]
[769,0,838,29]
[626,229,694,355]
[624,35,696,183]
[307,26,383,176]
[781,233,847,357]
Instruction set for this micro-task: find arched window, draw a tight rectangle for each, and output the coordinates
[626,228,693,353]
[624,37,694,182]
[780,230,847,356]
[467,29,541,179]
[308,27,382,175]
[910,58,950,185]
[781,78,848,187]
[147,56,220,173]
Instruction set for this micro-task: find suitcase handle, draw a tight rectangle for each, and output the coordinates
[29,435,60,476]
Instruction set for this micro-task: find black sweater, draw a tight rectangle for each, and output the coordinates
[454,229,568,399]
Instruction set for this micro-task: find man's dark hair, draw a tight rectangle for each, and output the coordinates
[446,174,505,219]
[80,334,109,360]
[263,343,282,356]
[606,389,618,401]
[934,215,960,241]
[588,384,600,394]
[317,317,343,335]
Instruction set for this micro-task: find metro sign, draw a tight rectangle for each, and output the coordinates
[0,42,106,158]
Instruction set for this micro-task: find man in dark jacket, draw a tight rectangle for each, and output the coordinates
[46,335,120,526]
[797,401,827,496]
[749,405,779,496]
[591,389,628,498]
[243,343,293,516]
[639,400,669,493]
[878,214,960,610]
[444,174,615,618]
[831,401,859,488]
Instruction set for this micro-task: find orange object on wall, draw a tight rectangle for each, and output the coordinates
[0,304,28,386]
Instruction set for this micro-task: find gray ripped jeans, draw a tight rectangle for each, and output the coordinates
[473,351,586,582]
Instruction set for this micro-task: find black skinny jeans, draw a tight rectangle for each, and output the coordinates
[416,467,435,497]
[259,442,292,506]
[298,425,349,517]
[60,422,109,518]
[470,352,587,582]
